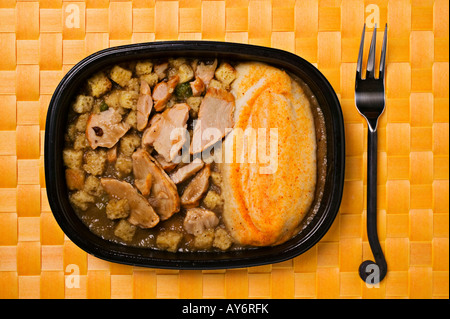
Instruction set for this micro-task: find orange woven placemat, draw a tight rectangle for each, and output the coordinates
[0,0,448,299]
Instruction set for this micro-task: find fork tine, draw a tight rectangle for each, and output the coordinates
[379,24,388,80]
[366,24,377,79]
[356,24,366,80]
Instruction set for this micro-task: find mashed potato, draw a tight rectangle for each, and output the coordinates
[220,62,317,246]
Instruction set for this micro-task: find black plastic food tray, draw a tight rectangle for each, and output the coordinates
[44,41,345,269]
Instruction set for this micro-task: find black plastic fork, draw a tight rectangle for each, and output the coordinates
[355,24,388,284]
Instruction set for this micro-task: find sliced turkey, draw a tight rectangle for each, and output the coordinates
[100,177,159,228]
[183,207,219,235]
[141,103,190,162]
[131,148,180,221]
[169,158,205,184]
[180,164,210,208]
[86,108,130,149]
[190,88,235,154]
[136,79,153,131]
[106,144,118,163]
[195,59,218,86]
[190,77,205,96]
[154,154,178,172]
[152,75,179,111]
[154,61,169,80]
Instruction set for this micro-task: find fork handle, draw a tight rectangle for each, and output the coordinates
[359,128,387,284]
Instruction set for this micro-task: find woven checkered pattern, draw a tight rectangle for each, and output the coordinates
[0,0,448,299]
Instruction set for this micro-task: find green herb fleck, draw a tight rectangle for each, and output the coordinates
[100,101,109,112]
[174,82,193,100]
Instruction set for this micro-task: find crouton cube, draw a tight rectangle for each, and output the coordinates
[104,90,121,109]
[69,190,95,211]
[202,190,223,210]
[213,228,233,250]
[169,58,187,69]
[119,133,141,157]
[83,175,103,197]
[115,155,133,176]
[214,62,236,88]
[102,92,127,116]
[74,113,90,132]
[109,65,132,87]
[83,149,107,175]
[124,110,137,130]
[178,64,194,83]
[119,90,139,110]
[156,231,183,252]
[63,148,84,169]
[139,73,159,88]
[186,97,202,118]
[135,61,153,76]
[72,95,94,114]
[87,72,112,97]
[168,67,178,79]
[106,199,130,220]
[193,229,214,250]
[114,219,136,242]
[165,95,177,109]
[126,77,140,93]
[66,124,78,142]
[73,133,90,150]
[65,168,85,190]
[210,171,222,186]
[208,79,225,90]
